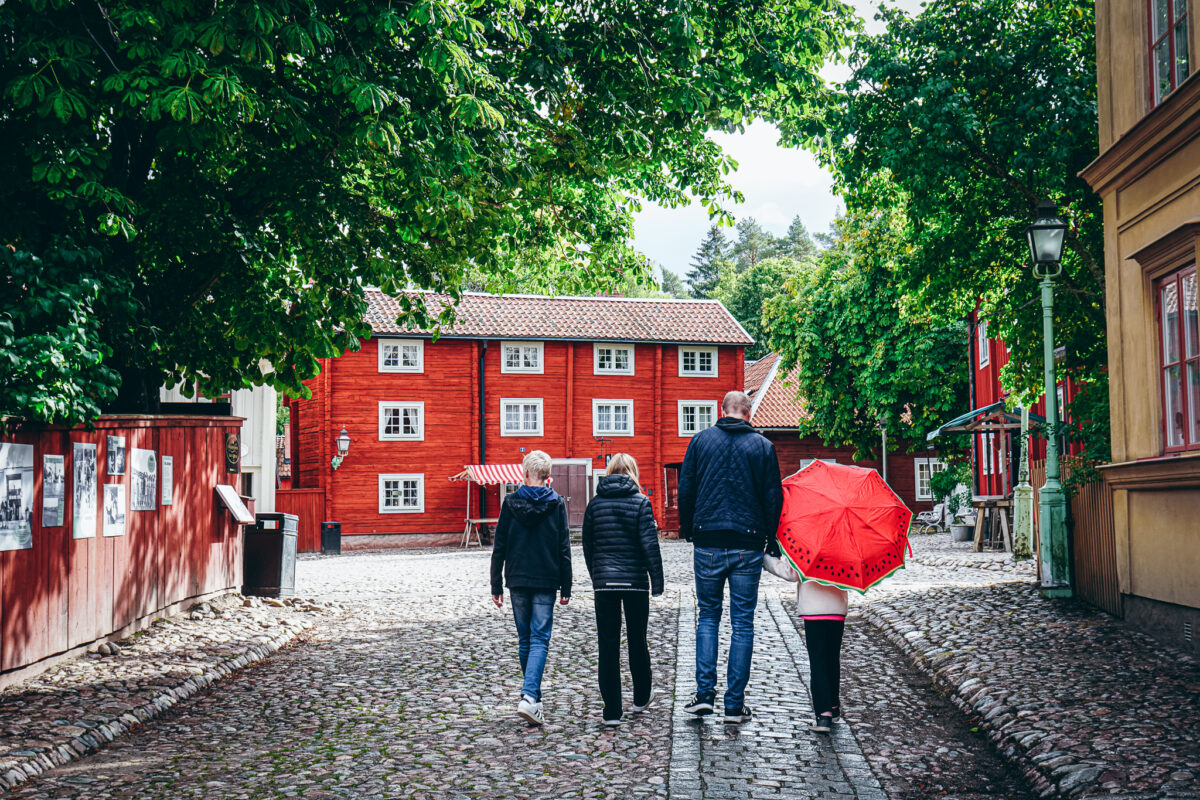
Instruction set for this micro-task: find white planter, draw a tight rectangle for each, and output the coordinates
[950,523,974,542]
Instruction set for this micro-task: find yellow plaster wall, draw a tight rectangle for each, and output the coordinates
[1127,490,1200,608]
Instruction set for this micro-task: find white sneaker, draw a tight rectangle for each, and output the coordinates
[517,695,544,726]
[602,716,622,727]
[631,687,656,713]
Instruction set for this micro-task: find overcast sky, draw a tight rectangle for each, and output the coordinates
[634,0,927,280]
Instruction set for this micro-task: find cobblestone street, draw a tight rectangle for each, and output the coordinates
[3,537,1195,799]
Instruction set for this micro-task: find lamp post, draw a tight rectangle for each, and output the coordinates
[1024,200,1072,596]
[330,427,351,471]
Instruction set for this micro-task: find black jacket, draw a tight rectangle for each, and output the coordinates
[581,475,665,595]
[490,486,572,598]
[678,416,784,552]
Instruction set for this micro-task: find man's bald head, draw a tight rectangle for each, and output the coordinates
[722,390,753,420]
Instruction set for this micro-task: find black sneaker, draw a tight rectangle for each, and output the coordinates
[723,704,753,724]
[683,692,715,715]
[810,715,832,733]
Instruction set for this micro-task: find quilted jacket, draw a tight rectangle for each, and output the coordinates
[490,485,572,598]
[678,417,784,553]
[581,475,665,595]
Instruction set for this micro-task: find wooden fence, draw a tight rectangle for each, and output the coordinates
[1029,460,1121,617]
[276,488,325,553]
[0,416,246,682]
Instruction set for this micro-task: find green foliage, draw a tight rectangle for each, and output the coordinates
[929,456,971,502]
[0,0,855,422]
[730,217,775,270]
[780,216,818,261]
[712,257,812,359]
[275,395,290,437]
[687,224,733,298]
[764,191,968,457]
[1061,372,1112,492]
[792,0,1104,401]
[658,268,690,299]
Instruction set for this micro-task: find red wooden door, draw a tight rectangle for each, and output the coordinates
[553,463,589,527]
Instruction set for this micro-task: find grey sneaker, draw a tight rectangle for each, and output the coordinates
[602,715,622,727]
[631,687,656,713]
[517,695,544,726]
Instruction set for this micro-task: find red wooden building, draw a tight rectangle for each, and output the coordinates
[743,354,938,512]
[286,291,753,549]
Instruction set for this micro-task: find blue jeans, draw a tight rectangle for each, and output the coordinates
[510,589,556,702]
[694,547,763,710]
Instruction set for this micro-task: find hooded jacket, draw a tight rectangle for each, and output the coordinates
[581,474,665,594]
[490,484,572,598]
[678,416,784,552]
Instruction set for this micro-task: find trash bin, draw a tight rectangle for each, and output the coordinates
[243,512,299,597]
[321,521,342,555]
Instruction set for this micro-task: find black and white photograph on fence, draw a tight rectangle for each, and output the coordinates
[106,435,126,475]
[131,448,157,511]
[42,454,65,527]
[72,442,97,539]
[0,443,34,551]
[161,456,173,506]
[103,483,126,537]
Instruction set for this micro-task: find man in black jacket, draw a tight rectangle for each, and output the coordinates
[490,450,572,727]
[678,390,783,724]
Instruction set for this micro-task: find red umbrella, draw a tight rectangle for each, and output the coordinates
[776,461,913,593]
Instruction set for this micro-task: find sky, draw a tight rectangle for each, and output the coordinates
[633,0,927,281]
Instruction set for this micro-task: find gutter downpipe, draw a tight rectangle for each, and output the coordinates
[967,314,978,499]
[479,341,488,517]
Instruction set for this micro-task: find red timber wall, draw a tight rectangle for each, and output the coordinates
[289,338,743,547]
[766,435,934,512]
[0,416,245,681]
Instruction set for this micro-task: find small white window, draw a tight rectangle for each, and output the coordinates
[980,433,994,475]
[594,344,635,375]
[379,473,424,513]
[977,321,990,368]
[799,458,838,470]
[378,401,424,441]
[501,342,544,374]
[914,458,947,501]
[679,346,718,377]
[593,399,634,436]
[678,400,718,436]
[501,398,544,436]
[378,340,424,373]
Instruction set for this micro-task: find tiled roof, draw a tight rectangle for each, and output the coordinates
[747,354,810,429]
[364,290,754,345]
[744,354,780,395]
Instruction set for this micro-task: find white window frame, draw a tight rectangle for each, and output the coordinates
[980,432,994,475]
[501,341,544,374]
[678,400,718,437]
[377,339,424,373]
[500,398,544,437]
[379,473,424,513]
[679,346,718,377]
[977,321,990,368]
[593,344,635,376]
[914,457,948,501]
[378,401,424,441]
[592,399,634,437]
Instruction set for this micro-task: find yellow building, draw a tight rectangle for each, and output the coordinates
[1082,0,1199,655]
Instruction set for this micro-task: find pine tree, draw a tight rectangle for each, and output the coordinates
[731,217,774,271]
[660,268,689,298]
[687,224,732,298]
[780,215,817,260]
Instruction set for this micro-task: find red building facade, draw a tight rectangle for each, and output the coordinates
[288,291,752,547]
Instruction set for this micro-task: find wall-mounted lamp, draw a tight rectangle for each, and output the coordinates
[331,427,351,471]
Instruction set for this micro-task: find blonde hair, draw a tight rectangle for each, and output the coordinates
[605,452,640,485]
[523,450,552,481]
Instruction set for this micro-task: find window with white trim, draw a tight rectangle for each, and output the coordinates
[980,432,995,475]
[378,340,424,373]
[679,346,718,377]
[501,342,544,374]
[379,474,424,513]
[977,321,990,368]
[799,458,838,470]
[914,457,948,501]
[594,344,634,375]
[593,399,634,436]
[378,402,424,441]
[501,398,544,436]
[678,400,717,436]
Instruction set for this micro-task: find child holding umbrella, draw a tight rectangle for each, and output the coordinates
[797,579,848,732]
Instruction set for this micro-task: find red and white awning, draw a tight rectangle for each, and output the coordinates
[449,464,525,485]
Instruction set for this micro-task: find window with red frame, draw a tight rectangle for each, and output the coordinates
[1156,264,1199,451]
[1150,0,1190,106]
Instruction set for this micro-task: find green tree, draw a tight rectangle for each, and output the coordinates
[730,217,777,270]
[794,0,1103,401]
[764,193,968,457]
[687,224,733,298]
[1,0,855,423]
[712,256,810,359]
[779,215,818,260]
[659,268,690,299]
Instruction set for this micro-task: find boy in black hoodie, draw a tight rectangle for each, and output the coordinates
[490,450,572,726]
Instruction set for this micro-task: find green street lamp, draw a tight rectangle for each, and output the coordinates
[1024,199,1072,597]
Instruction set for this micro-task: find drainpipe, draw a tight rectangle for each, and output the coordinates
[478,341,488,516]
[967,314,978,499]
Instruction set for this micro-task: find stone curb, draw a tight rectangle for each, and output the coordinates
[0,616,314,793]
[860,601,1093,799]
[910,554,1036,573]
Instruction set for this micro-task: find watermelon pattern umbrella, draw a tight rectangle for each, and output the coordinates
[775,460,913,593]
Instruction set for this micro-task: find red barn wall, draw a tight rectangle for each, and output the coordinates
[0,416,245,682]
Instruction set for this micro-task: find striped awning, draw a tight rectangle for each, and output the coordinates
[449,464,525,484]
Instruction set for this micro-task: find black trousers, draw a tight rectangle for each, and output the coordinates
[594,590,652,718]
[803,619,845,716]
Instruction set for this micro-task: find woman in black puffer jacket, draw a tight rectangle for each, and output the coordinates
[582,453,665,726]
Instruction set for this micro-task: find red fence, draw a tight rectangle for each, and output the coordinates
[0,416,245,679]
[276,488,325,553]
